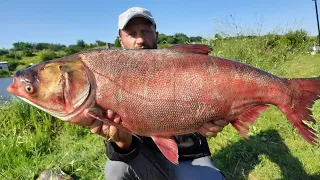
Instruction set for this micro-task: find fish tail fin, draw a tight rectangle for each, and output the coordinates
[279,78,320,145]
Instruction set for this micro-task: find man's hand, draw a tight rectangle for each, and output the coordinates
[90,110,133,151]
[198,120,229,137]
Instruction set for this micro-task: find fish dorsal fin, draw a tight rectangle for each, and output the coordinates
[167,44,212,55]
[151,136,179,164]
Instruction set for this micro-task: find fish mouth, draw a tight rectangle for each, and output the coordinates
[7,80,17,95]
[7,75,21,95]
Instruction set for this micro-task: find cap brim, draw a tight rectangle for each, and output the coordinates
[119,13,156,30]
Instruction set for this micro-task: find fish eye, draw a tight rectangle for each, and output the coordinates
[25,85,34,94]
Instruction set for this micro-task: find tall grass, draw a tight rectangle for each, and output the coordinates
[0,99,106,179]
[207,33,320,179]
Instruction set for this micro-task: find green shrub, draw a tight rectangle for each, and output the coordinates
[22,49,35,57]
[7,60,20,71]
[64,45,83,56]
[284,29,308,48]
[0,49,9,56]
[5,52,22,60]
[41,51,61,62]
[0,69,11,77]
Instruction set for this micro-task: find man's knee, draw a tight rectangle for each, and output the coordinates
[105,160,137,180]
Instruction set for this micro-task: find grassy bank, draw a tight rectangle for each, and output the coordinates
[1,35,320,179]
[208,38,320,180]
[0,99,106,179]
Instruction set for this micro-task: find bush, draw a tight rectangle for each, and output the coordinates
[41,51,61,62]
[264,34,281,49]
[284,29,308,48]
[5,52,22,60]
[64,45,83,56]
[158,43,172,49]
[0,49,9,56]
[7,60,19,71]
[0,69,11,77]
[22,49,35,57]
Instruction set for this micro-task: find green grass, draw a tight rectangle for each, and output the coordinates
[15,54,42,70]
[208,51,320,180]
[0,99,106,179]
[1,37,320,179]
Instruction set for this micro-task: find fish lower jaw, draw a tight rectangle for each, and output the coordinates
[17,96,89,122]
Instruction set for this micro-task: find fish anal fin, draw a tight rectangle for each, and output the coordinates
[151,136,179,164]
[232,120,250,138]
[167,44,212,55]
[232,105,269,138]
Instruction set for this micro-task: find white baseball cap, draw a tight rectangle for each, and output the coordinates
[118,7,156,30]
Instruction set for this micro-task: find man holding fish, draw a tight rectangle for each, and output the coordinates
[8,5,319,180]
[89,7,227,180]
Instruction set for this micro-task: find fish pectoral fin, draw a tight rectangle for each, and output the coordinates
[151,136,179,165]
[84,108,141,142]
[232,105,269,138]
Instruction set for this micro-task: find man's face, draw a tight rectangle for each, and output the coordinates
[119,17,158,49]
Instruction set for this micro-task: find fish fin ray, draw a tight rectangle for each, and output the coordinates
[232,105,269,138]
[232,120,249,138]
[279,78,320,145]
[167,44,212,55]
[238,105,270,125]
[151,136,179,164]
[85,109,142,142]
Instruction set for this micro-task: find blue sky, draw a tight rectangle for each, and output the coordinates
[0,0,319,49]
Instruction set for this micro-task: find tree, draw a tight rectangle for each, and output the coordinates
[7,59,19,71]
[12,42,33,51]
[41,51,61,62]
[48,43,66,51]
[114,37,121,47]
[214,33,222,40]
[76,40,86,48]
[189,36,202,43]
[64,45,82,55]
[34,43,50,50]
[96,40,106,47]
[157,33,168,44]
[0,49,9,56]
[22,49,35,57]
[166,36,175,44]
[157,34,175,44]
[174,33,189,44]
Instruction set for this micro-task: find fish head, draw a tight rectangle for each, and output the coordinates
[7,56,92,120]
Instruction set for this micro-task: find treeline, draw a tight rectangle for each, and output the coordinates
[0,40,109,57]
[0,39,111,73]
[0,33,204,71]
[0,33,203,74]
[0,33,203,55]
[0,30,316,75]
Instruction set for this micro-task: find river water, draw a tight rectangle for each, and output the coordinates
[0,77,14,101]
